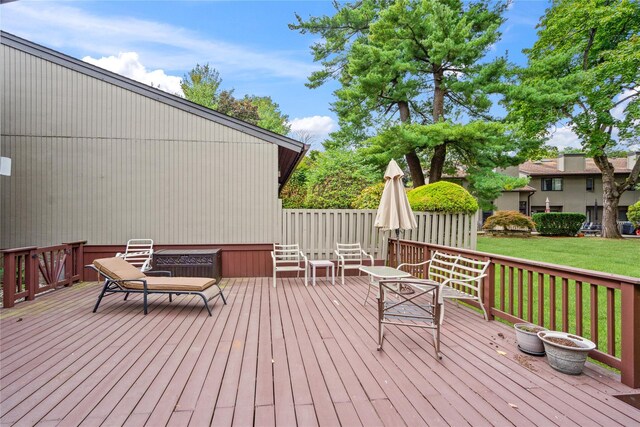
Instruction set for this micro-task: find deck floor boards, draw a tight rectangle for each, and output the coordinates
[1,276,639,426]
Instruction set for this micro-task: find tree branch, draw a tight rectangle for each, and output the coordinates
[583,28,597,70]
[617,156,640,193]
[612,90,640,108]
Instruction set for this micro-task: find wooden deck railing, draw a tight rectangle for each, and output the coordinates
[1,240,86,308]
[389,238,640,389]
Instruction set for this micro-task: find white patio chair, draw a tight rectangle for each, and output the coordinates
[271,244,308,288]
[335,243,374,285]
[115,239,154,272]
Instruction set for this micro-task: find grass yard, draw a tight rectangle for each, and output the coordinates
[477,235,640,277]
[475,235,639,363]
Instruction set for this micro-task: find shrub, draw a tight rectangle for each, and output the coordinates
[304,150,378,209]
[407,181,478,214]
[483,211,535,234]
[532,212,586,236]
[627,201,640,227]
[353,182,386,209]
[280,157,312,208]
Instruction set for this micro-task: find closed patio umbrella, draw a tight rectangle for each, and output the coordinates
[375,159,417,267]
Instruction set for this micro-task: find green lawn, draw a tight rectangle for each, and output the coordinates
[477,235,640,277]
[475,235,639,364]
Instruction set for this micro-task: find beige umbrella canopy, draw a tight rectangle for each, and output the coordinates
[375,159,417,265]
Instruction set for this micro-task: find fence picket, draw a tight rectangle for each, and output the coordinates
[279,209,476,259]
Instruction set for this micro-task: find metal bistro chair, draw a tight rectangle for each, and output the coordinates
[377,278,443,359]
[335,243,374,285]
[271,244,309,288]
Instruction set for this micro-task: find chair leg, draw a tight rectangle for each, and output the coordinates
[217,285,227,304]
[123,292,129,301]
[93,281,110,313]
[341,266,345,286]
[200,295,213,316]
[143,291,148,315]
[478,299,489,321]
[273,270,277,288]
[169,293,173,303]
[439,301,446,325]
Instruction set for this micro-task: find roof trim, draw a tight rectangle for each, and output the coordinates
[0,31,306,154]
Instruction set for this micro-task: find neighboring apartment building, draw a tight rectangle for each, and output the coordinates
[492,152,640,222]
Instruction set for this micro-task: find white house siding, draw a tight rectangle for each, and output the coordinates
[1,44,280,247]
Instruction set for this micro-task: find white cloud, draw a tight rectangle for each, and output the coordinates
[1,2,317,81]
[546,125,582,150]
[83,53,183,96]
[289,116,337,139]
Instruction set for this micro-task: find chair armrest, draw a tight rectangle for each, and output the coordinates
[106,278,149,290]
[397,259,431,271]
[361,249,374,266]
[440,274,488,287]
[145,270,172,277]
[299,251,309,266]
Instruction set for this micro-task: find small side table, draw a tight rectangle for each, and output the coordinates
[309,260,335,286]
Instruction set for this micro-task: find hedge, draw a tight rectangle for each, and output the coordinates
[532,212,586,236]
[407,181,478,214]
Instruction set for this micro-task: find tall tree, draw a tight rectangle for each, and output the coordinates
[291,0,510,186]
[180,64,221,109]
[181,65,290,135]
[507,0,640,238]
[247,96,291,135]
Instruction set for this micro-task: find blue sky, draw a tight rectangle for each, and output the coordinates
[1,0,571,148]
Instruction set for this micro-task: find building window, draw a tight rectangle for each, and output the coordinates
[542,177,563,191]
[586,177,594,192]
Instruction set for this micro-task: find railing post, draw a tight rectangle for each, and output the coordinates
[3,251,17,308]
[64,240,87,282]
[27,249,38,301]
[483,259,496,321]
[620,281,640,388]
[77,240,86,281]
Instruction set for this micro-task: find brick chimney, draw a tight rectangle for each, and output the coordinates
[628,151,639,170]
[558,153,586,172]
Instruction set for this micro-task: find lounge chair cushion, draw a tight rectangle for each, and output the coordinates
[93,257,216,292]
[125,277,216,292]
[94,257,147,281]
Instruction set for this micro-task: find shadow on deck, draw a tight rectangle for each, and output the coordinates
[1,276,639,426]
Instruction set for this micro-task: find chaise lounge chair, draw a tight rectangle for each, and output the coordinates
[89,257,226,316]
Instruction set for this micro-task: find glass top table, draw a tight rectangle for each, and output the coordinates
[359,265,412,304]
[359,265,412,280]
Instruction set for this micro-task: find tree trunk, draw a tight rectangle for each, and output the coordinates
[429,144,447,183]
[593,154,622,238]
[398,100,425,187]
[429,67,446,183]
[405,151,425,187]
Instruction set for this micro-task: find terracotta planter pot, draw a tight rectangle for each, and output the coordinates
[538,331,596,375]
[514,323,548,355]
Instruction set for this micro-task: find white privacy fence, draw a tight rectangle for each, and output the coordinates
[280,209,478,260]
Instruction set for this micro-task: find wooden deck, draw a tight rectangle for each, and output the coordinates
[1,276,639,426]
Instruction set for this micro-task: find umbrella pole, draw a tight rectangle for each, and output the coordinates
[395,229,400,267]
[395,229,414,295]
